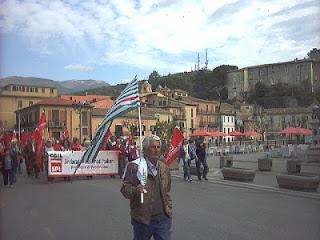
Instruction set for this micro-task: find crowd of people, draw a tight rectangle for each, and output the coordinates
[0,134,140,186]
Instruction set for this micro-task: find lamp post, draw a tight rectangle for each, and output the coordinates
[72,102,85,142]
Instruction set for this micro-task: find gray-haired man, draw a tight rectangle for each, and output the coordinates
[121,135,172,240]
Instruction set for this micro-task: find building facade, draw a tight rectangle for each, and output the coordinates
[227,59,320,100]
[0,83,58,130]
[16,98,92,142]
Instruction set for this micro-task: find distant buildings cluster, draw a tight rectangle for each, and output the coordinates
[0,58,319,145]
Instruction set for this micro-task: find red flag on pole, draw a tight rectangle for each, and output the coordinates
[37,112,47,134]
[99,129,112,150]
[0,132,11,147]
[164,127,184,166]
[20,131,28,147]
[127,132,132,146]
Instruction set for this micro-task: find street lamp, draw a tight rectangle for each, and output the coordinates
[72,101,91,142]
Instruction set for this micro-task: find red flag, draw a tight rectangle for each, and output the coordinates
[20,131,29,146]
[37,112,47,134]
[164,128,184,166]
[32,129,42,148]
[0,132,11,147]
[127,132,132,146]
[99,129,112,150]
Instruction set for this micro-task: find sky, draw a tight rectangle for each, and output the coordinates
[0,0,319,85]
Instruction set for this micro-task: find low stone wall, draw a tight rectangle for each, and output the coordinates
[286,160,301,174]
[220,156,233,168]
[276,174,320,192]
[221,167,256,182]
[258,158,272,171]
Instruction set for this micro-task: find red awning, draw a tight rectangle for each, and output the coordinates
[209,131,228,137]
[189,131,212,137]
[277,127,312,135]
[228,131,245,137]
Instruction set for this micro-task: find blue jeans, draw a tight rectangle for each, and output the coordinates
[132,216,172,240]
[182,158,191,180]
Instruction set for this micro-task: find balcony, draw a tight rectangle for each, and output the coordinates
[173,114,186,120]
[48,121,66,128]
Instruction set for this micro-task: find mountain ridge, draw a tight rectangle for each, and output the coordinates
[0,76,110,94]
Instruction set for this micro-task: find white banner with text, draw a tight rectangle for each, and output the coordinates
[48,151,118,177]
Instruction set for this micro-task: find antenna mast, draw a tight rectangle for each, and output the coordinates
[205,48,208,70]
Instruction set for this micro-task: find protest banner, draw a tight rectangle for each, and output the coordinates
[48,151,118,177]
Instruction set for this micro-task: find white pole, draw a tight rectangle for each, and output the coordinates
[18,111,21,141]
[138,105,145,204]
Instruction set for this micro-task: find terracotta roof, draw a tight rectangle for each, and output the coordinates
[91,99,113,109]
[60,95,110,103]
[34,97,75,106]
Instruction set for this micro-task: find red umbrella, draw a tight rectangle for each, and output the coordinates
[277,127,312,135]
[190,131,212,137]
[243,131,259,137]
[228,131,245,137]
[209,131,227,137]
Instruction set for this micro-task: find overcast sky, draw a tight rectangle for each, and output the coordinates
[0,0,319,85]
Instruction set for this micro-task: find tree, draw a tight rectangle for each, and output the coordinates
[148,70,161,82]
[307,48,320,60]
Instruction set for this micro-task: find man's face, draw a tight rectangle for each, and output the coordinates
[145,140,161,163]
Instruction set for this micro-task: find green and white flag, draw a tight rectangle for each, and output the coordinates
[76,76,139,169]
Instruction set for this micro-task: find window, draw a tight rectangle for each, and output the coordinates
[81,111,88,125]
[35,88,38,92]
[191,119,194,128]
[12,86,17,91]
[82,128,88,136]
[50,88,54,94]
[228,116,230,122]
[115,125,123,137]
[191,108,194,118]
[18,100,22,109]
[42,88,45,93]
[52,110,59,123]
[206,105,208,112]
[29,101,33,106]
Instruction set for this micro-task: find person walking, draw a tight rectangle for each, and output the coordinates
[178,139,193,182]
[23,139,36,177]
[43,139,54,176]
[128,141,139,162]
[196,140,209,181]
[111,138,126,178]
[2,148,15,187]
[121,135,172,240]
[9,139,20,184]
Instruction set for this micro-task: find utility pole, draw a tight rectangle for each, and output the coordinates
[197,52,200,71]
[205,48,208,70]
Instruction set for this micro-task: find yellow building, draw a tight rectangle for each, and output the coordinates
[16,97,92,142]
[0,83,58,131]
[140,81,196,137]
[92,107,172,143]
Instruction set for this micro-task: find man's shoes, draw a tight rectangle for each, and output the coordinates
[198,176,202,181]
[188,178,193,182]
[203,176,208,181]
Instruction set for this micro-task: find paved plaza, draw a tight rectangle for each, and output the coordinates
[1,156,320,240]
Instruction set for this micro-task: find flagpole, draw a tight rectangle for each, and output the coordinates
[138,104,145,204]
